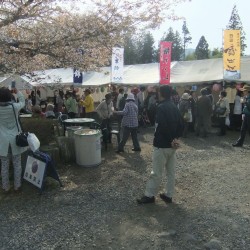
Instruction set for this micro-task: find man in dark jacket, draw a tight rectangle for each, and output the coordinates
[137,85,184,205]
[196,88,212,137]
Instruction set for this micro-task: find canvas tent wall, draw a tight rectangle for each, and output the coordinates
[23,68,110,87]
[23,68,82,88]
[85,62,173,85]
[171,56,250,86]
[170,58,223,86]
[237,56,250,83]
[22,56,250,88]
[0,75,32,90]
[86,57,250,86]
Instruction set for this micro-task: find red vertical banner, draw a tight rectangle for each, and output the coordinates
[159,41,172,85]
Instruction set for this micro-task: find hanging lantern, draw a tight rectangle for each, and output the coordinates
[212,83,221,92]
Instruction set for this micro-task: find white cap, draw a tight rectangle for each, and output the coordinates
[126,93,135,101]
[181,93,190,100]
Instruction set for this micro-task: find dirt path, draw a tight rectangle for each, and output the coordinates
[0,128,249,250]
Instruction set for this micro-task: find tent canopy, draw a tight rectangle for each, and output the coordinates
[21,62,175,87]
[0,75,32,90]
[170,58,223,85]
[171,56,250,86]
[17,56,250,87]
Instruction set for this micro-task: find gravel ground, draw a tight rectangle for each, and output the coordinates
[0,128,250,250]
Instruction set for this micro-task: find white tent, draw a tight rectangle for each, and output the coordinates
[21,56,250,88]
[171,56,250,86]
[239,56,250,83]
[0,75,32,90]
[170,58,223,85]
[22,68,76,87]
[22,62,177,87]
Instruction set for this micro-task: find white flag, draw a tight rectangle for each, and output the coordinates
[111,47,124,83]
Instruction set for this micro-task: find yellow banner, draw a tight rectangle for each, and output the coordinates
[223,30,241,80]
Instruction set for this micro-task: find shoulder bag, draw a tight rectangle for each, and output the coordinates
[11,103,29,147]
[215,105,226,115]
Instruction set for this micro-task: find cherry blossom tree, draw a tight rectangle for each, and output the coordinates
[0,0,190,75]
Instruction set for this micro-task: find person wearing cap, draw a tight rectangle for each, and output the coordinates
[195,88,212,137]
[233,85,250,147]
[114,93,141,153]
[179,93,191,137]
[45,103,56,119]
[96,93,113,143]
[137,85,184,205]
[80,89,94,118]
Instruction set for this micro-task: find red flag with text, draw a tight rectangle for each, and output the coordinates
[160,42,172,85]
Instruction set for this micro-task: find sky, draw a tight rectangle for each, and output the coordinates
[152,0,250,55]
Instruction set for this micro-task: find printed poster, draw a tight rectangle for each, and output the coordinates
[111,47,124,83]
[160,41,172,85]
[24,156,46,189]
[223,30,241,80]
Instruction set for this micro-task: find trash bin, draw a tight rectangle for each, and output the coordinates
[74,129,102,167]
[66,126,83,137]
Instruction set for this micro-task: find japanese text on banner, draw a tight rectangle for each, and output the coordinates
[112,47,124,83]
[73,68,83,85]
[160,42,172,85]
[24,156,46,189]
[223,30,241,80]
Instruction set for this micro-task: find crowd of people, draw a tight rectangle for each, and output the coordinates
[23,88,95,119]
[1,83,250,197]
[106,84,248,141]
[5,84,250,151]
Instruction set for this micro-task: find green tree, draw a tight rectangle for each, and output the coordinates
[161,27,183,61]
[123,35,138,65]
[137,32,155,64]
[226,4,247,55]
[182,21,192,60]
[195,36,209,60]
[210,48,223,58]
[172,31,184,61]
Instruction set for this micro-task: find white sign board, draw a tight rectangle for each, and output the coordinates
[111,47,124,83]
[24,155,47,189]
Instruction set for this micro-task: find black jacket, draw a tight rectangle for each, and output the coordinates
[154,100,184,148]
